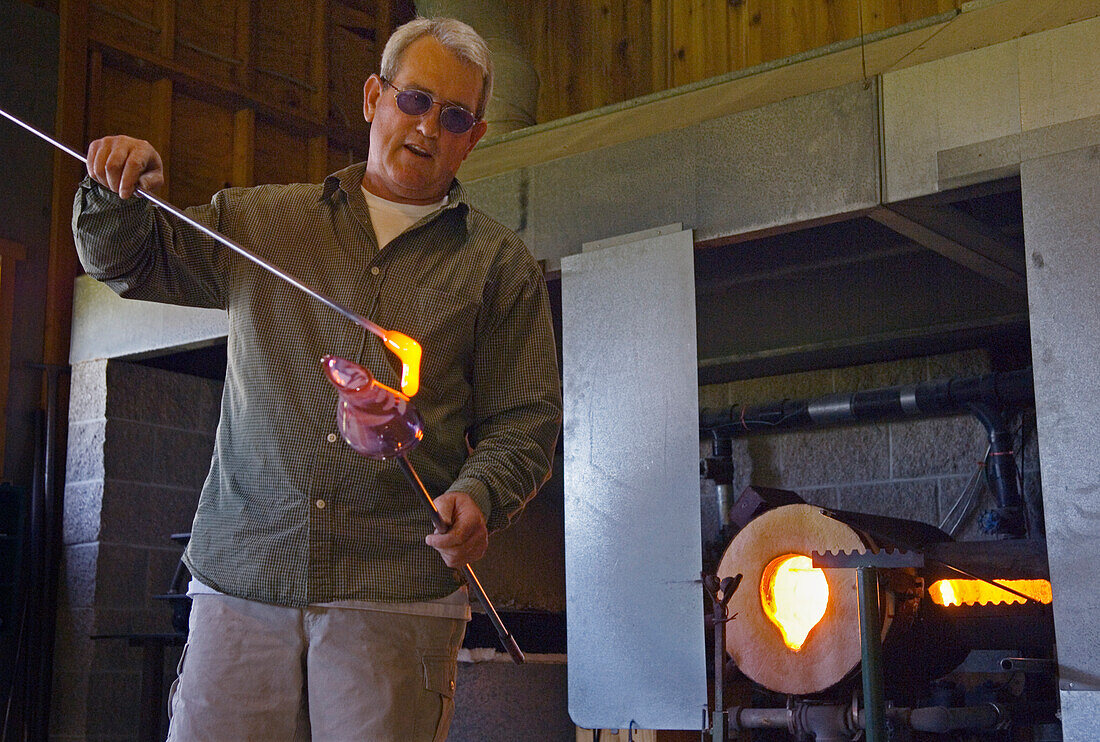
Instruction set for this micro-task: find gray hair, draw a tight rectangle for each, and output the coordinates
[380,17,494,118]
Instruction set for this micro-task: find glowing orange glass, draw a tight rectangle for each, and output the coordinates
[761,554,830,651]
[380,330,422,397]
[930,578,1052,606]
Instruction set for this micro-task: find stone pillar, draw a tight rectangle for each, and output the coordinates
[1021,145,1100,742]
[51,359,220,740]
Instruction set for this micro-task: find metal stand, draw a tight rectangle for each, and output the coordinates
[812,547,925,742]
[396,455,525,664]
[856,566,887,742]
[703,572,742,742]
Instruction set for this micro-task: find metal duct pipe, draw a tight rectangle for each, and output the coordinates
[700,368,1033,536]
[414,1,539,134]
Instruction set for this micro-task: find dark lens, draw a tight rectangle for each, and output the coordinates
[394,89,432,116]
[439,106,476,134]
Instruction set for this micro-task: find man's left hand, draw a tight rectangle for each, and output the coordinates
[425,492,489,568]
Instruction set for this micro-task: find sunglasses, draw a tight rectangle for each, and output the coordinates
[380,77,480,135]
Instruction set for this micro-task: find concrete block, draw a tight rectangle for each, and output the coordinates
[100,480,198,548]
[52,606,96,678]
[94,543,150,612]
[65,419,106,486]
[835,356,926,391]
[60,542,98,610]
[67,359,108,423]
[748,424,890,488]
[106,360,222,433]
[47,671,89,736]
[103,418,159,484]
[154,428,216,490]
[100,479,199,549]
[63,479,104,546]
[890,416,988,479]
[85,671,142,736]
[694,81,880,241]
[834,480,939,526]
[721,368,836,408]
[925,349,991,380]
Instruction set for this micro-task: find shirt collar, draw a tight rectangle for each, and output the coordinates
[322,161,471,223]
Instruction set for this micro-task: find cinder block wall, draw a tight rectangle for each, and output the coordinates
[52,359,220,741]
[698,349,1042,554]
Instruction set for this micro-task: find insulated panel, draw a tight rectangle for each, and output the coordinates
[561,228,706,731]
[1021,146,1100,719]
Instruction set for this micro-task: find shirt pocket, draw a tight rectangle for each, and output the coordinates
[395,288,479,400]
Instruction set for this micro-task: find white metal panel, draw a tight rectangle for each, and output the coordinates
[562,227,706,731]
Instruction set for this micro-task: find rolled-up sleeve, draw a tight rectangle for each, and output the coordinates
[73,177,230,310]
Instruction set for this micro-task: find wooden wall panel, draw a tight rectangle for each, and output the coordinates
[520,0,959,123]
[88,0,162,56]
[254,115,310,186]
[173,0,248,85]
[170,93,235,206]
[517,0,652,123]
[250,0,318,115]
[86,57,161,143]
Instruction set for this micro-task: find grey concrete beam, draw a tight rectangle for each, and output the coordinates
[69,274,227,364]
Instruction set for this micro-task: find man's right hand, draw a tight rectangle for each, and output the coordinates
[86,135,164,199]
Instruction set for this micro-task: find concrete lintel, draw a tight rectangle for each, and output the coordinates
[938,112,1100,189]
[69,274,227,364]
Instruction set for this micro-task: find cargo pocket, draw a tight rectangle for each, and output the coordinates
[421,653,457,742]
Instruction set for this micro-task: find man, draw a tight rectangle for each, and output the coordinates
[74,17,561,741]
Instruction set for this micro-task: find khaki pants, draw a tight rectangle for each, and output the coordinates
[166,594,466,741]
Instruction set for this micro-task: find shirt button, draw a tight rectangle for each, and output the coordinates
[370,266,380,276]
[326,433,338,443]
[316,499,326,509]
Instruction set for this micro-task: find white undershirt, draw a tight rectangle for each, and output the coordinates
[362,186,448,249]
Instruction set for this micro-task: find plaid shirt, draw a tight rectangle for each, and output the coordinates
[73,162,562,606]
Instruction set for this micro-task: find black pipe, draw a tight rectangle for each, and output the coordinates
[700,368,1032,536]
[700,369,1033,435]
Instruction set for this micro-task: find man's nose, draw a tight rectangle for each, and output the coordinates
[415,106,442,137]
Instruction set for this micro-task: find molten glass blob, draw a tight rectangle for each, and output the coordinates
[930,578,1052,606]
[761,554,830,651]
[381,330,422,397]
[322,355,424,460]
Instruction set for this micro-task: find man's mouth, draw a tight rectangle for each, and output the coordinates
[404,143,433,158]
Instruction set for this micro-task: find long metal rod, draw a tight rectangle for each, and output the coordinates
[396,455,525,664]
[0,106,388,344]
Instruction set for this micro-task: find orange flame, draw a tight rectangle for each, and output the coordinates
[929,578,1051,606]
[761,554,830,651]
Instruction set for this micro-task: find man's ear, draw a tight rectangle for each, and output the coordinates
[363,75,383,123]
[461,119,489,159]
